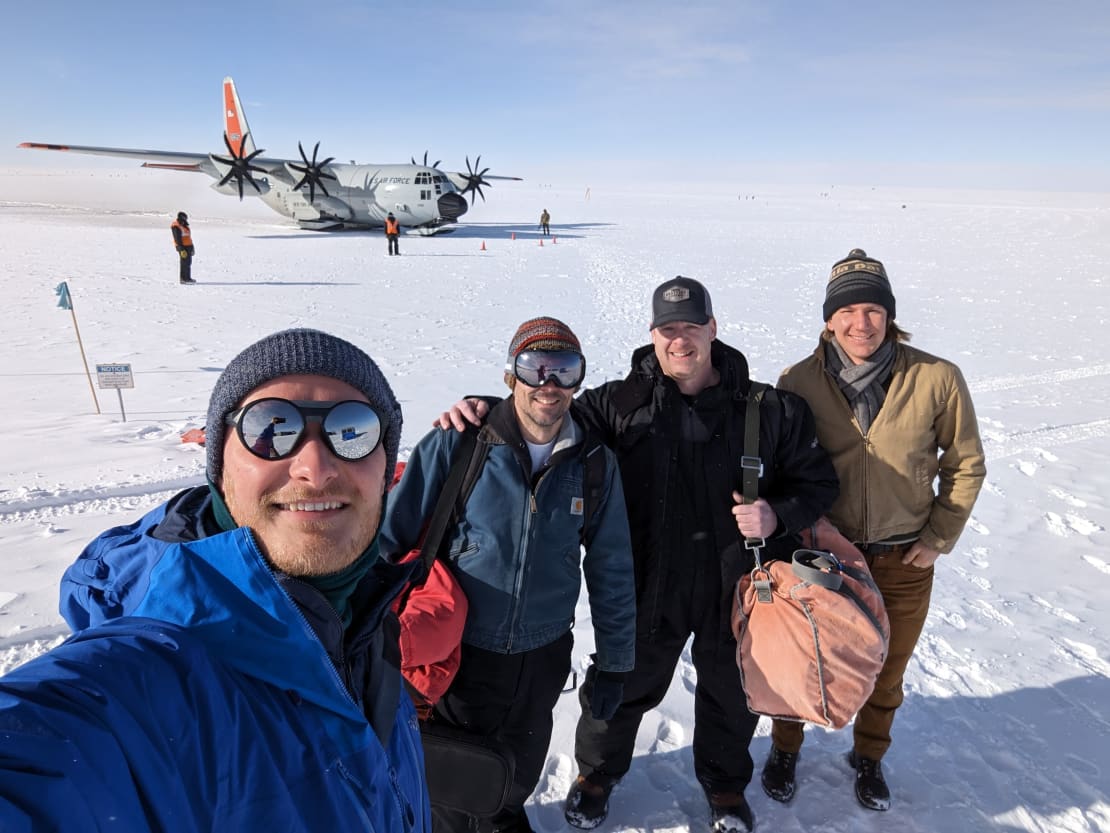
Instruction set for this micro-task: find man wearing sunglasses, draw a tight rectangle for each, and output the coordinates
[438,280,838,833]
[381,317,636,833]
[0,329,430,833]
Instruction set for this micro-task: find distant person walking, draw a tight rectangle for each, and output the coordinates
[171,211,196,284]
[385,212,401,256]
[539,209,551,237]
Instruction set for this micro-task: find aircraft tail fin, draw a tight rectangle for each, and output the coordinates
[222,76,256,156]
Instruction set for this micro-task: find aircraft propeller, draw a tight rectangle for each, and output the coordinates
[459,155,492,205]
[213,131,268,200]
[411,150,442,169]
[290,141,338,203]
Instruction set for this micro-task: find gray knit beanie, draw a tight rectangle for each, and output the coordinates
[206,328,402,486]
[823,248,896,321]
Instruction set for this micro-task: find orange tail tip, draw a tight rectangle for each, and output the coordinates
[221,77,255,157]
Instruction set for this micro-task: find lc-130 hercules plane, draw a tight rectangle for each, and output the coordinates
[20,76,521,233]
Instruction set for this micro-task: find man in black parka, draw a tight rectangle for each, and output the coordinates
[564,277,838,833]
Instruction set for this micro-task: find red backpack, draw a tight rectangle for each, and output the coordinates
[388,429,485,717]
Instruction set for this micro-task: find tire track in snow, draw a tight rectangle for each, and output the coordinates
[0,476,203,526]
[968,363,1110,393]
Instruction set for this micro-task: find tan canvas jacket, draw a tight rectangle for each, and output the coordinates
[778,336,986,552]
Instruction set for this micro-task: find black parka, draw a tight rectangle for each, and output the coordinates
[572,340,839,636]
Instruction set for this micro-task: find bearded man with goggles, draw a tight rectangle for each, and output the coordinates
[381,316,635,833]
[0,328,430,833]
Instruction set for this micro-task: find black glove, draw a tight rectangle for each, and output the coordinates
[590,669,625,721]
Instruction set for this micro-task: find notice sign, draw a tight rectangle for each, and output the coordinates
[96,363,134,389]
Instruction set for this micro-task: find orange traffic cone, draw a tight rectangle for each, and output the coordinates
[481,240,486,251]
[539,238,544,247]
[552,236,557,244]
[511,231,516,240]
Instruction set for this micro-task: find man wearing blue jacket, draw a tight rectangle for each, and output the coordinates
[380,316,636,833]
[0,328,430,833]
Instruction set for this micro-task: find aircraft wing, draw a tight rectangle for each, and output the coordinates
[18,142,300,184]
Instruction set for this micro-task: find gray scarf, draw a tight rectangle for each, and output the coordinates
[824,337,896,434]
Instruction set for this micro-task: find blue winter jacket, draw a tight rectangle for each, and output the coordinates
[0,486,431,833]
[379,400,636,672]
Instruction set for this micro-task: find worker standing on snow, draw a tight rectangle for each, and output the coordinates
[171,211,196,284]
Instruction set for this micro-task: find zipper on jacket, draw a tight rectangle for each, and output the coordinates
[506,466,554,652]
[243,529,361,709]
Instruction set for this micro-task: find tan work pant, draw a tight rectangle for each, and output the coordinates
[770,546,934,761]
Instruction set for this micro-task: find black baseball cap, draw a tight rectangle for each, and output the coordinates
[650,276,713,329]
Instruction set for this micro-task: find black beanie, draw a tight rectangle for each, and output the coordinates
[822,249,896,322]
[205,328,402,485]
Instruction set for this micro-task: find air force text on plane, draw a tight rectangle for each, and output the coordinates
[374,177,412,185]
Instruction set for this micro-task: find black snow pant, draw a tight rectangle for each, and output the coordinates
[179,251,193,282]
[431,631,573,833]
[574,579,758,797]
[387,233,400,255]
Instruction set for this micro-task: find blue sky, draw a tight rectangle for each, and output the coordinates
[3,0,1108,190]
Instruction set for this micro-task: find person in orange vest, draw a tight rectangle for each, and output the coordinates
[171,212,196,284]
[385,212,401,256]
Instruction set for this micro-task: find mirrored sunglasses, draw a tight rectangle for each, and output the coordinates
[510,350,586,389]
[225,398,383,462]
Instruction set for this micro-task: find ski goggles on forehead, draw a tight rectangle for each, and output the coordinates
[509,350,586,389]
[225,398,384,462]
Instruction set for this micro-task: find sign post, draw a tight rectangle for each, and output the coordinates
[96,363,135,422]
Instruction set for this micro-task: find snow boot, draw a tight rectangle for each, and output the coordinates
[761,746,798,803]
[180,277,197,284]
[847,750,891,811]
[564,773,616,830]
[706,791,754,833]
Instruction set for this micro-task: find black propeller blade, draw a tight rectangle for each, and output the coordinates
[213,131,268,200]
[411,150,442,168]
[289,141,338,204]
[459,155,492,205]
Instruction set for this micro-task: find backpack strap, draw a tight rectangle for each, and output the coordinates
[416,428,482,581]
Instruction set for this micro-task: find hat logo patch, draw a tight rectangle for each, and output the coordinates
[662,287,690,303]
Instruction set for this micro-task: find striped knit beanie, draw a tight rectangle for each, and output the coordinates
[206,328,402,486]
[506,316,581,360]
[823,248,896,321]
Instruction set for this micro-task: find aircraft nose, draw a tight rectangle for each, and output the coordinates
[437,192,468,221]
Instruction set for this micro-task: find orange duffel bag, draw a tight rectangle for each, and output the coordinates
[730,517,890,729]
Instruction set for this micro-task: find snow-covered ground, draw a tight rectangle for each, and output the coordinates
[1,167,1108,832]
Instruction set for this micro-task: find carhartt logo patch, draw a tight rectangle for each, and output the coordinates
[570,496,585,515]
[662,286,690,303]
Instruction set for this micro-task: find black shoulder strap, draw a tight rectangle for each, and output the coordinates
[417,428,481,578]
[741,382,769,550]
[580,437,607,547]
[740,382,768,504]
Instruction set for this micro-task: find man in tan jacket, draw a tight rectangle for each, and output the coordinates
[763,249,986,812]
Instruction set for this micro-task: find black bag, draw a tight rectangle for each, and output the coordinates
[420,721,516,817]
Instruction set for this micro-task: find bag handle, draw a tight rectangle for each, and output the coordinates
[791,548,845,591]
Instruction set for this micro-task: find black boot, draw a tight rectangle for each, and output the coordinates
[564,773,616,830]
[847,750,891,811]
[761,746,798,803]
[706,791,754,833]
